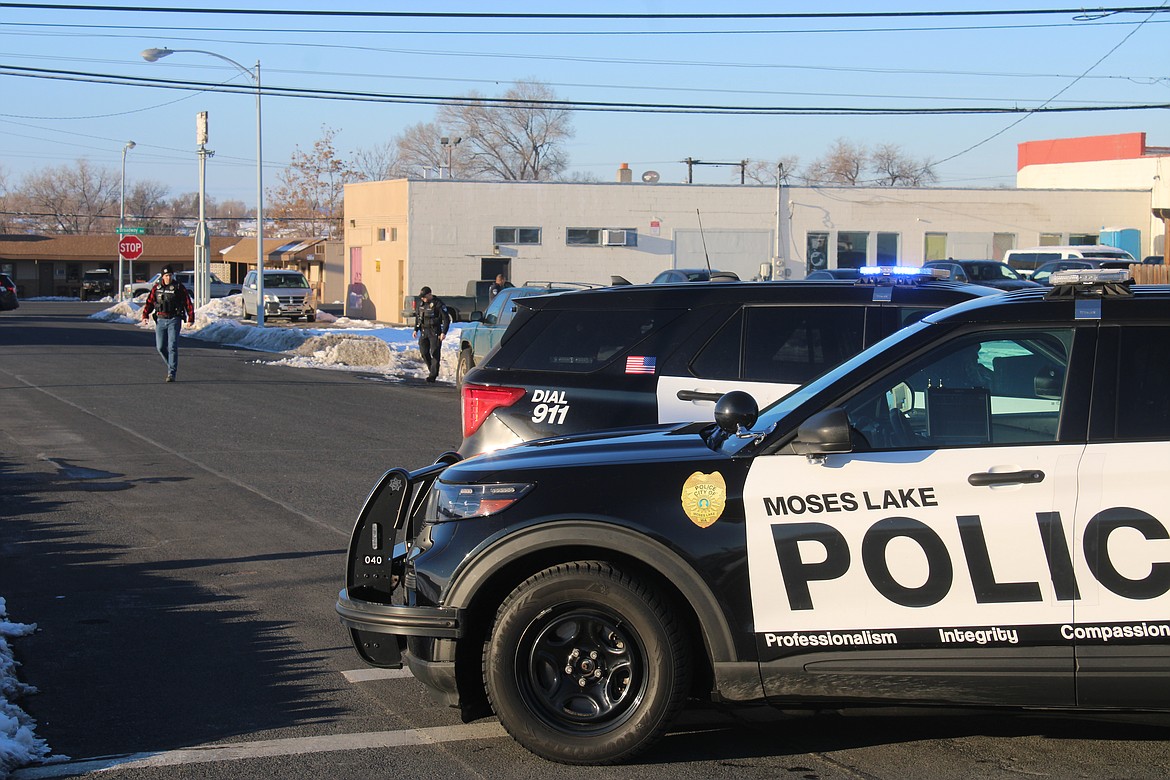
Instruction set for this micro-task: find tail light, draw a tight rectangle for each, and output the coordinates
[462,384,526,439]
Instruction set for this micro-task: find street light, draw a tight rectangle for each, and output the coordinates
[142,47,266,326]
[439,136,461,179]
[118,140,135,301]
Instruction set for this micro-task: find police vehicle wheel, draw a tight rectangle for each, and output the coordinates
[456,349,473,386]
[243,310,252,321]
[484,562,691,765]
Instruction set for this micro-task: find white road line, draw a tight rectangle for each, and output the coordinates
[341,667,414,682]
[12,722,508,778]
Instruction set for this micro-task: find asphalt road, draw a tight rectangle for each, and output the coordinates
[3,301,1170,780]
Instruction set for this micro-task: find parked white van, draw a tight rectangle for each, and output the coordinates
[1004,245,1135,276]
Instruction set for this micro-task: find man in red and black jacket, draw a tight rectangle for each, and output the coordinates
[141,266,195,382]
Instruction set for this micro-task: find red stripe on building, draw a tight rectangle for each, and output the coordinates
[1017,132,1147,171]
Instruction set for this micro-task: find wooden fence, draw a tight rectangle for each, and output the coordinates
[1130,264,1170,284]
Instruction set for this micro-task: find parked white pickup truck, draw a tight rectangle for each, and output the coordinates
[126,271,241,299]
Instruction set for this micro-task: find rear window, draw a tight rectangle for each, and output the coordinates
[506,309,683,373]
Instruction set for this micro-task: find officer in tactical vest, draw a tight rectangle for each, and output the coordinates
[413,286,451,383]
[141,266,195,382]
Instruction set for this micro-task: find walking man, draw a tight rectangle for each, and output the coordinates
[141,266,195,382]
[413,286,451,383]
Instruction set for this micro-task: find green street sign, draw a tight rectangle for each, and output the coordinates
[115,227,146,235]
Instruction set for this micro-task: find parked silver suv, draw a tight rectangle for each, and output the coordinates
[242,269,316,321]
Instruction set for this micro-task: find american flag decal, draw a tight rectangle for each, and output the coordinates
[625,356,656,375]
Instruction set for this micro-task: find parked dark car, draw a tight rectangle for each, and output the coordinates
[81,269,115,301]
[921,260,1041,291]
[650,268,739,283]
[458,269,1000,455]
[0,273,18,312]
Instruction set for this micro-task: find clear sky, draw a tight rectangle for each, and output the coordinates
[1,1,1168,208]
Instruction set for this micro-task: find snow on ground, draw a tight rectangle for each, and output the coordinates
[1,598,63,777]
[88,295,464,383]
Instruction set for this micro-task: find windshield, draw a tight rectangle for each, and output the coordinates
[83,271,111,279]
[266,273,309,288]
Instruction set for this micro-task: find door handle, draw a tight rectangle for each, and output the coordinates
[968,470,1045,487]
[676,390,724,403]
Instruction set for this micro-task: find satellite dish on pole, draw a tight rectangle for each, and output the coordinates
[641,170,660,184]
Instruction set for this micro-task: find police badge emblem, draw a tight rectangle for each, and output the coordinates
[681,471,726,528]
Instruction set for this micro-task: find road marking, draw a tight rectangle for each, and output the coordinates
[12,722,508,778]
[341,667,414,682]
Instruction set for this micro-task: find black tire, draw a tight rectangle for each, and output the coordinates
[243,309,252,321]
[484,562,691,765]
[456,348,473,386]
[306,313,316,323]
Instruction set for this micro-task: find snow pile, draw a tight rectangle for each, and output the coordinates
[293,334,393,367]
[88,300,466,383]
[0,598,61,777]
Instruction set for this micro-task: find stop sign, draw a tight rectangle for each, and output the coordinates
[119,235,144,260]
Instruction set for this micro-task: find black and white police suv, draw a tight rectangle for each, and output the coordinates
[459,268,998,455]
[337,269,1170,765]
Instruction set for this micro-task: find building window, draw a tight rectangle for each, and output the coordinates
[876,232,899,264]
[377,228,387,241]
[837,231,869,269]
[924,233,948,261]
[494,227,541,245]
[1039,233,1062,246]
[1069,233,1098,246]
[806,232,829,272]
[391,227,398,241]
[566,228,637,246]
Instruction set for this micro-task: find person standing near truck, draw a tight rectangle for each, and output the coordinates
[489,273,514,302]
[413,286,451,383]
[141,266,195,382]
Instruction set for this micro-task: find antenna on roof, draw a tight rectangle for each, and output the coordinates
[696,209,712,273]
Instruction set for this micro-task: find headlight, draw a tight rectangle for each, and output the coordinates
[433,482,533,521]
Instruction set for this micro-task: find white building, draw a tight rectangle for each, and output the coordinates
[1017,131,1170,257]
[344,138,1162,322]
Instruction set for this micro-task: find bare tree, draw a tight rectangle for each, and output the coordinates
[18,159,119,234]
[352,140,407,182]
[803,139,867,186]
[124,180,173,234]
[744,156,801,186]
[267,126,358,237]
[870,143,938,187]
[393,121,449,179]
[437,80,573,181]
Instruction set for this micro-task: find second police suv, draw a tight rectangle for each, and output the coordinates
[459,267,998,455]
[337,269,1170,765]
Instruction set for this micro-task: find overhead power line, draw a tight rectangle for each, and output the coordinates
[1,3,1168,19]
[2,64,1168,116]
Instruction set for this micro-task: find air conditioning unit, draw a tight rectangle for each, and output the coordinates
[602,229,628,246]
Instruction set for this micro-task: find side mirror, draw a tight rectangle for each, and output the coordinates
[791,408,853,459]
[470,311,484,322]
[714,391,759,434]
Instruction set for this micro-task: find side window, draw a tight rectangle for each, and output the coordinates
[841,329,1074,450]
[509,309,683,373]
[1115,325,1170,439]
[691,310,743,379]
[742,307,865,384]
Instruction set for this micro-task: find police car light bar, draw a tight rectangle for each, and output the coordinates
[1048,268,1132,287]
[857,266,951,284]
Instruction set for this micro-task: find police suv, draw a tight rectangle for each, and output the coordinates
[460,268,998,455]
[337,269,1170,765]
